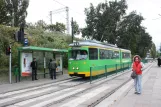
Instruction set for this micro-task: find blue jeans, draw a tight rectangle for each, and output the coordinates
[134,75,142,93]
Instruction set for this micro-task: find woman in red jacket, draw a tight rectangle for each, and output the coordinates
[132,55,144,94]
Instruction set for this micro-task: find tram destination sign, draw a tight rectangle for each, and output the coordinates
[71,47,81,50]
[73,42,79,46]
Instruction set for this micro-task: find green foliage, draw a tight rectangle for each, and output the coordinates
[33,20,47,30]
[0,0,29,26]
[73,21,80,35]
[117,11,152,58]
[47,22,66,33]
[25,27,72,68]
[0,0,11,25]
[82,0,152,58]
[0,24,74,69]
[83,0,127,43]
[0,25,20,67]
[150,42,156,59]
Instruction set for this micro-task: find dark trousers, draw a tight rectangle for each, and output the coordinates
[50,69,56,79]
[32,69,37,80]
[158,60,161,66]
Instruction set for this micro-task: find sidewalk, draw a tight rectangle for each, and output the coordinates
[111,63,161,107]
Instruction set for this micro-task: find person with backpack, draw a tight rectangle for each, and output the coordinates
[49,59,57,79]
[30,58,38,80]
[48,59,52,76]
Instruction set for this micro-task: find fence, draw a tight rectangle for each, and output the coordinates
[90,62,131,84]
[90,60,149,83]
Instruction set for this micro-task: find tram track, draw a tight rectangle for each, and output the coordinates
[4,67,132,107]
[3,63,152,107]
[43,63,152,107]
[88,63,153,107]
[0,77,90,107]
[45,63,151,107]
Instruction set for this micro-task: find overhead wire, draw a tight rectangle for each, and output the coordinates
[52,0,84,16]
[152,17,161,20]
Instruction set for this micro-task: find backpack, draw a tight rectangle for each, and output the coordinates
[50,61,57,69]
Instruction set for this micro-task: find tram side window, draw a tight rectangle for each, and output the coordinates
[108,50,113,59]
[100,49,106,59]
[113,51,119,59]
[122,52,130,58]
[104,50,109,59]
[89,48,98,60]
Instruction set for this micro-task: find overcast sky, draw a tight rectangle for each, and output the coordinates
[26,0,161,49]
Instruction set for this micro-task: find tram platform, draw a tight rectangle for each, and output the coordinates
[96,63,161,107]
[0,69,71,93]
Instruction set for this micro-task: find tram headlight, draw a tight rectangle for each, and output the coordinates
[72,67,75,70]
[76,67,79,70]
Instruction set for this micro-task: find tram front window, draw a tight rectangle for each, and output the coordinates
[69,50,88,60]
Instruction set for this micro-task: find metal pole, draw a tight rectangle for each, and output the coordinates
[66,7,69,34]
[71,17,74,43]
[18,50,21,82]
[9,44,12,84]
[116,64,117,74]
[90,67,92,84]
[105,65,107,78]
[50,11,52,24]
[43,52,46,78]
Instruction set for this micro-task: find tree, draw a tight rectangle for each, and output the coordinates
[117,11,152,57]
[35,20,47,29]
[150,42,156,59]
[73,21,80,35]
[47,22,66,33]
[83,1,152,57]
[4,0,29,27]
[82,0,127,44]
[0,0,11,25]
[82,3,97,39]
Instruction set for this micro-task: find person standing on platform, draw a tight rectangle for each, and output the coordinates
[48,59,52,77]
[30,58,38,80]
[157,57,161,67]
[49,59,57,79]
[131,55,144,94]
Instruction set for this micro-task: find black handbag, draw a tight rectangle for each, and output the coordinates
[131,71,137,79]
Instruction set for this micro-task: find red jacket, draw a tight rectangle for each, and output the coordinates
[132,62,142,75]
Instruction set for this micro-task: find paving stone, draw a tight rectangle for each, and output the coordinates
[109,63,161,107]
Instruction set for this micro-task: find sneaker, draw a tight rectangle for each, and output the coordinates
[137,92,141,95]
[134,92,138,94]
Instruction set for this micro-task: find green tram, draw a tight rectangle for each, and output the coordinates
[68,40,131,77]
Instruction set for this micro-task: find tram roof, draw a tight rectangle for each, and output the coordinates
[18,46,68,53]
[69,40,130,52]
[69,40,116,47]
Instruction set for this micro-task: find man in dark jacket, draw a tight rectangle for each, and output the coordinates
[48,59,52,79]
[49,59,57,79]
[30,58,38,80]
[157,57,161,67]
